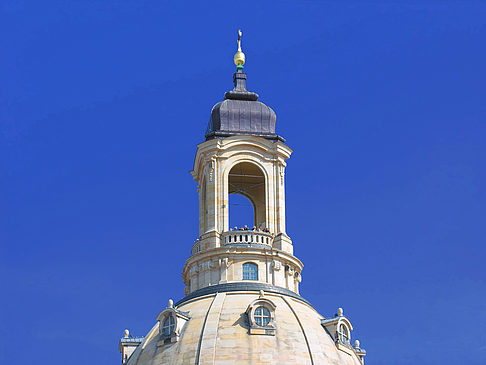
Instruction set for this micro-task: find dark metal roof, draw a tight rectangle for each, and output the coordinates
[205,70,284,142]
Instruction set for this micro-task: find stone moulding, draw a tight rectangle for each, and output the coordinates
[174,282,312,307]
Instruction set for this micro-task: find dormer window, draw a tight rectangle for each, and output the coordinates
[246,293,276,335]
[162,315,176,336]
[156,299,191,345]
[243,262,258,280]
[321,308,364,359]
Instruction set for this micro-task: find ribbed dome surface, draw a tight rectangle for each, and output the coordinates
[126,291,363,365]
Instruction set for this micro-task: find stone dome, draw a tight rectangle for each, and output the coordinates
[126,290,364,365]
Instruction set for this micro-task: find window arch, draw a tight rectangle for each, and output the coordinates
[162,315,176,336]
[338,323,349,344]
[242,262,258,280]
[246,297,277,335]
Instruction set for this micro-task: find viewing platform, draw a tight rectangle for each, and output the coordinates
[222,230,274,246]
[191,229,275,255]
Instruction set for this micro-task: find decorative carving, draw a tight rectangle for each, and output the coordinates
[220,257,229,268]
[295,272,302,282]
[208,160,215,182]
[272,261,281,271]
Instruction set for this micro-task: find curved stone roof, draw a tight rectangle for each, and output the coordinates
[205,70,284,142]
[126,291,363,365]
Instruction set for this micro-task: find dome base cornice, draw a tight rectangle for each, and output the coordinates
[174,282,312,307]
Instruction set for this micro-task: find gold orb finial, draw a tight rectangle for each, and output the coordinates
[234,29,245,67]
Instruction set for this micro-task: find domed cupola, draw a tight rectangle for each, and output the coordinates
[205,31,284,142]
[119,30,367,365]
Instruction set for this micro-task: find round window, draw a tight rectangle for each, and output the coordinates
[254,306,271,327]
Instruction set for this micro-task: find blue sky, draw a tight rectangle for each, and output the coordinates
[1,1,485,364]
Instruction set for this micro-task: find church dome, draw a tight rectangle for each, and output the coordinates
[125,291,364,365]
[119,31,366,365]
[205,70,283,142]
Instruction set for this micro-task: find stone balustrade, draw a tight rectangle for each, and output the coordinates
[191,230,275,255]
[221,230,274,246]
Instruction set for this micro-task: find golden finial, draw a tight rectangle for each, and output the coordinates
[234,29,245,67]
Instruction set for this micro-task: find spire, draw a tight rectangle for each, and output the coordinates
[226,30,257,101]
[233,29,245,69]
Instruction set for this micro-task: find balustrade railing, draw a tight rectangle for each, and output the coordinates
[191,230,274,255]
[221,230,274,246]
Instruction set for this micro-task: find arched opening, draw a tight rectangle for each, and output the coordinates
[228,162,266,230]
[229,194,254,229]
[199,178,207,234]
